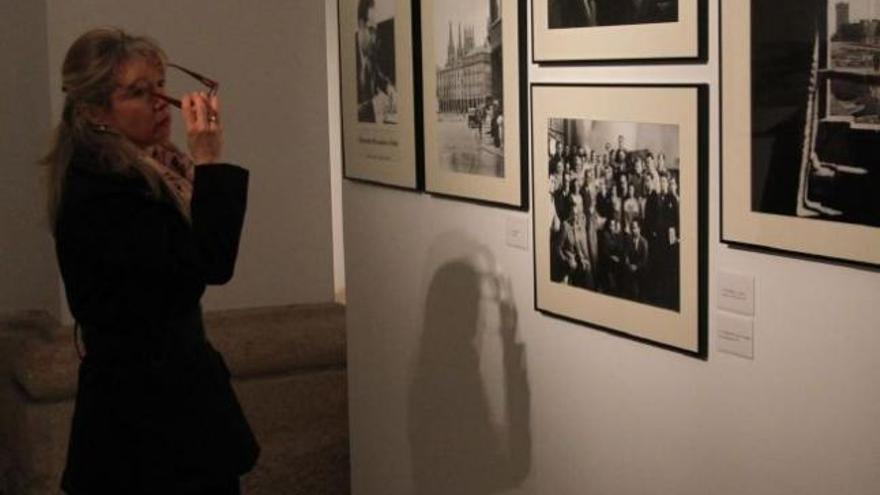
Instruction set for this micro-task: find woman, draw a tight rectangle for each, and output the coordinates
[623,183,642,229]
[44,28,259,494]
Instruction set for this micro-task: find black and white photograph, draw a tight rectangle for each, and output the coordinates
[546,119,681,311]
[547,0,678,30]
[750,0,880,227]
[356,0,398,124]
[433,0,505,177]
[811,0,880,227]
[828,0,880,124]
[722,0,880,267]
[421,0,527,209]
[532,0,703,62]
[339,0,420,189]
[750,0,880,228]
[532,84,706,358]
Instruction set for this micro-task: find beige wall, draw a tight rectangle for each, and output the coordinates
[341,2,880,495]
[43,0,336,311]
[0,0,58,316]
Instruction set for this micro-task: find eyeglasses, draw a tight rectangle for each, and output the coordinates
[150,62,219,109]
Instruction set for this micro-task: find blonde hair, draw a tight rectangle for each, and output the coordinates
[42,27,177,230]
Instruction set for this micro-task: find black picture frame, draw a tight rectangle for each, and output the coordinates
[418,0,529,210]
[531,83,708,359]
[338,0,424,190]
[532,0,708,64]
[720,0,880,269]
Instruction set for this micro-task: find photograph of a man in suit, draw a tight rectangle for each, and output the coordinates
[356,0,398,123]
[548,0,597,28]
[548,0,677,29]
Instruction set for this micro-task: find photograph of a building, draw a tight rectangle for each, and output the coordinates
[433,0,505,177]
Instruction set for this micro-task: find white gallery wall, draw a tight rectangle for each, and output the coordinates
[336,2,880,494]
[10,0,339,314]
[0,0,58,316]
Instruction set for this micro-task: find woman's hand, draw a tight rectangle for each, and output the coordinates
[181,92,223,165]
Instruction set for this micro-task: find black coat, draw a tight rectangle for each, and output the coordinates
[55,149,259,494]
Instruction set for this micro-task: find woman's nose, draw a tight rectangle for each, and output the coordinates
[153,97,168,111]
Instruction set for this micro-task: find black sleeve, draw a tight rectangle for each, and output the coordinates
[190,164,249,284]
[56,164,249,327]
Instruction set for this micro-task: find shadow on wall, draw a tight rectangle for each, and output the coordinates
[407,235,532,495]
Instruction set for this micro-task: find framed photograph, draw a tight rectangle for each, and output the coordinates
[419,0,528,209]
[722,0,880,267]
[339,0,422,189]
[532,84,708,358]
[532,0,707,64]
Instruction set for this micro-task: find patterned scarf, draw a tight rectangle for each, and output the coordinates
[143,144,195,221]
